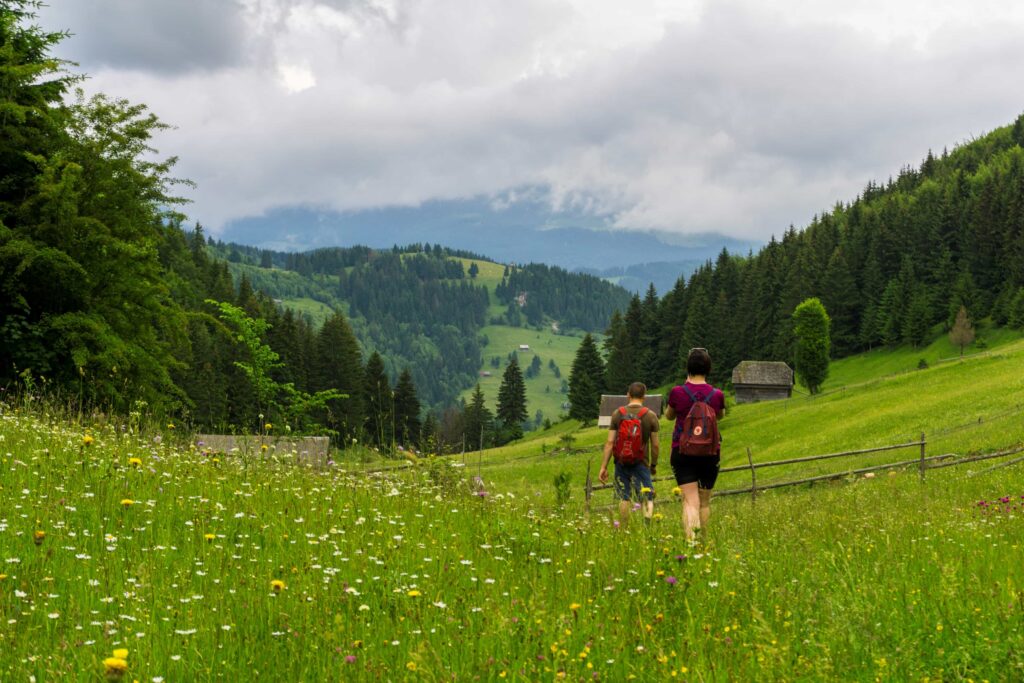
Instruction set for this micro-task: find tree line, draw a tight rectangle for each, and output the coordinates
[494,263,633,330]
[567,114,1024,419]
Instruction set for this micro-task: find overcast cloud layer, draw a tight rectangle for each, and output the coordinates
[39,0,1024,240]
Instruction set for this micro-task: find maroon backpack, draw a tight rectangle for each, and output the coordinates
[613,406,649,465]
[679,386,720,456]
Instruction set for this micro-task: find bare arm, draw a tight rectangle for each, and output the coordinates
[664,405,676,421]
[598,430,616,483]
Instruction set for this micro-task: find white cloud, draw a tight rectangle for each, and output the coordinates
[39,0,1024,239]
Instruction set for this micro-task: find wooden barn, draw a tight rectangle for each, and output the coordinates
[597,394,663,427]
[731,361,794,403]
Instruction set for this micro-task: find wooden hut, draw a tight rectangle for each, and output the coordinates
[597,394,663,427]
[731,361,794,403]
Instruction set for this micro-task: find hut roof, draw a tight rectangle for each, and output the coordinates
[731,361,793,386]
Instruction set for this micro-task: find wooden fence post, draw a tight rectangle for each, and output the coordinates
[918,432,926,482]
[746,447,757,502]
[585,460,593,511]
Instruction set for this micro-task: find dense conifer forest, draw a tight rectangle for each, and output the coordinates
[579,116,1024,415]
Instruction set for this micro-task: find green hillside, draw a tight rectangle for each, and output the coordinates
[469,329,1024,503]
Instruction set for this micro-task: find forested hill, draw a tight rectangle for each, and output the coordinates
[205,241,631,407]
[586,113,1024,398]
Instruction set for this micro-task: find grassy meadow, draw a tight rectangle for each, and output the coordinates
[2,396,1023,681]
[3,329,1024,682]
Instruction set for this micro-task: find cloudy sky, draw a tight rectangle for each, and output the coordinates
[38,0,1024,241]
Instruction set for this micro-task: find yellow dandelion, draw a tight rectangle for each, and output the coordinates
[407,590,421,597]
[406,662,417,671]
[82,434,95,447]
[112,648,128,659]
[260,444,269,452]
[672,486,681,495]
[204,533,216,542]
[33,530,46,546]
[102,656,128,679]
[166,423,175,430]
[0,573,8,581]
[640,486,652,494]
[265,423,273,430]
[120,499,134,508]
[271,579,285,593]
[569,603,581,611]
[128,457,142,467]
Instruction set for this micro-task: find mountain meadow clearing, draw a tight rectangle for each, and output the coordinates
[2,333,1024,682]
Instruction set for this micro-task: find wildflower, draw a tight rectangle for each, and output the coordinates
[83,435,95,447]
[672,486,681,495]
[271,580,285,593]
[103,656,128,679]
[265,423,273,431]
[0,574,7,581]
[261,444,269,452]
[665,576,678,586]
[569,603,581,611]
[204,534,215,542]
[120,499,134,508]
[33,530,45,546]
[166,423,175,430]
[345,655,357,664]
[407,590,421,597]
[113,649,128,660]
[128,457,142,467]
[641,487,652,494]
[406,662,417,671]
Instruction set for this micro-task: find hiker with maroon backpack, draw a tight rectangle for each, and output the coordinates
[665,348,725,542]
[598,382,660,527]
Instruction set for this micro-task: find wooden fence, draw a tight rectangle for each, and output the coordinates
[584,433,1024,507]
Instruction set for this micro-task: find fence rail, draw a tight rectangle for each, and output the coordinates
[585,431,1024,507]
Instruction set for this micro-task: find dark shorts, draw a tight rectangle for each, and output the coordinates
[613,462,654,501]
[670,447,720,490]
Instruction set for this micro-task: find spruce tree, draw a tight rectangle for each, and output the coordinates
[496,358,527,440]
[902,288,933,348]
[312,312,363,443]
[463,384,494,451]
[568,334,604,422]
[362,352,393,451]
[392,368,422,449]
[792,297,831,394]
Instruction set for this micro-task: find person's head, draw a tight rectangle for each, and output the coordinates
[627,381,646,399]
[686,348,712,378]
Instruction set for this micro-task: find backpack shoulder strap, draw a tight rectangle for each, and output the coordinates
[682,385,697,401]
[637,407,648,418]
[703,388,717,404]
[618,406,628,416]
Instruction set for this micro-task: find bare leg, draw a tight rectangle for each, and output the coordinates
[642,499,654,521]
[681,482,701,541]
[698,488,712,529]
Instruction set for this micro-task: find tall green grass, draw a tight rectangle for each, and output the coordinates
[2,403,1023,681]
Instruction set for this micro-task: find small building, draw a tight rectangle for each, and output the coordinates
[597,394,663,427]
[479,371,492,378]
[518,344,530,351]
[731,361,794,403]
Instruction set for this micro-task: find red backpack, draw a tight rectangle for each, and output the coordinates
[613,406,649,465]
[679,386,720,456]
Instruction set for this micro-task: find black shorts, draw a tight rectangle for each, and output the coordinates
[671,447,721,490]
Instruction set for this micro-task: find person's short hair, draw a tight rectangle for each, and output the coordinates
[686,348,712,377]
[627,381,646,399]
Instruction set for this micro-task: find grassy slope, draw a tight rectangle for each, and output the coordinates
[457,258,587,425]
[472,330,1024,504]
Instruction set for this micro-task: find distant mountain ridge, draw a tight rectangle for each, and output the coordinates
[217,195,760,272]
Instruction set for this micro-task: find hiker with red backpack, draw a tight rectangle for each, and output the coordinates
[664,348,725,542]
[598,382,660,527]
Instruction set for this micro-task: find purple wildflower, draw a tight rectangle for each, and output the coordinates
[665,576,678,586]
